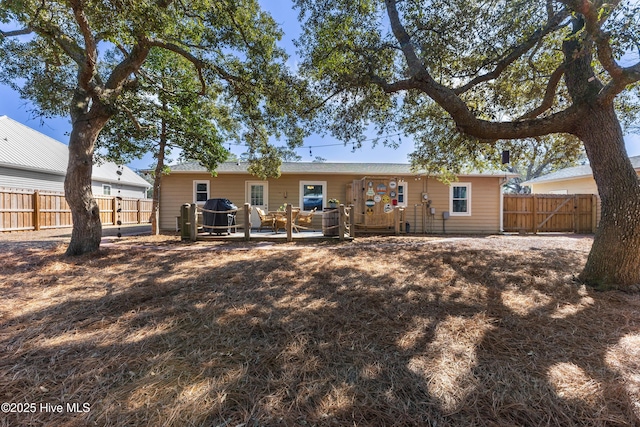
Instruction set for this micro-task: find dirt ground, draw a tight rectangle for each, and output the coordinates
[1,232,639,426]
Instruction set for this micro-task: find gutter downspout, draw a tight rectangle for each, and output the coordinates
[499,176,509,233]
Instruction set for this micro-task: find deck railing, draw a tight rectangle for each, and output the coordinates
[180,203,355,242]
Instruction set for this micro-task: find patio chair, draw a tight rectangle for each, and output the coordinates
[294,207,316,232]
[274,208,300,233]
[256,207,276,232]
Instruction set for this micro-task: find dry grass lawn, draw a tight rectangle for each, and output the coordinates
[1,234,639,426]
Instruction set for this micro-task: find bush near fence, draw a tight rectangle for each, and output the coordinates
[0,187,152,232]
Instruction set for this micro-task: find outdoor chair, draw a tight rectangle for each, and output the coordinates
[274,208,300,233]
[256,207,276,232]
[294,207,316,232]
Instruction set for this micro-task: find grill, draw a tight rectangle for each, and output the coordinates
[202,198,238,235]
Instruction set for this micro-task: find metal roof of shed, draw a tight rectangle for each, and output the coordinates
[0,115,150,187]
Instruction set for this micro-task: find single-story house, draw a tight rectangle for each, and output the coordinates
[159,161,515,234]
[522,155,640,194]
[0,115,150,198]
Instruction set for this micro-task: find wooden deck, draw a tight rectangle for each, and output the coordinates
[195,228,353,242]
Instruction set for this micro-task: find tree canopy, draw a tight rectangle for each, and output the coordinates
[0,0,313,254]
[0,0,311,177]
[295,0,639,145]
[294,0,640,289]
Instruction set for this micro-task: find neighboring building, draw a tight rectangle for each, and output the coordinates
[159,161,515,234]
[0,115,150,198]
[522,155,640,194]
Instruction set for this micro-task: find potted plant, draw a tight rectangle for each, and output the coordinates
[328,198,339,208]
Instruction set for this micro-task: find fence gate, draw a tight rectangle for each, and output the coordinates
[503,194,598,233]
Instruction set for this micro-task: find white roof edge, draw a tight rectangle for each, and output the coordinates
[521,175,592,186]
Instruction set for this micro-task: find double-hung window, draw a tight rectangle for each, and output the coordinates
[396,181,408,207]
[300,181,327,211]
[193,180,210,205]
[450,183,471,216]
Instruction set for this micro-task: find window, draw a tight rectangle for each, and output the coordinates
[102,184,111,196]
[300,181,327,211]
[250,184,265,206]
[396,181,408,207]
[450,183,471,216]
[193,180,210,204]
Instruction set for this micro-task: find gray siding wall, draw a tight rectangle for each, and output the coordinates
[0,166,147,198]
[91,181,148,199]
[0,166,65,192]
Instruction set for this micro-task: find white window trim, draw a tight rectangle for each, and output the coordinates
[450,182,472,216]
[193,180,210,205]
[396,180,408,207]
[102,184,111,196]
[300,180,327,212]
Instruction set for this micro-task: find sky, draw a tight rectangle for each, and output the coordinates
[1,1,639,172]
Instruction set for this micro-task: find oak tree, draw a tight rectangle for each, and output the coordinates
[1,0,307,254]
[295,0,640,290]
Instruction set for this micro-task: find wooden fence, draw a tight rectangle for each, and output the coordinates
[0,188,153,232]
[503,194,598,233]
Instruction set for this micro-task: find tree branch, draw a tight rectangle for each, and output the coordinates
[384,0,579,141]
[147,40,207,95]
[562,1,640,102]
[0,28,33,38]
[104,39,151,94]
[384,0,424,74]
[518,64,565,119]
[69,0,98,91]
[454,9,569,95]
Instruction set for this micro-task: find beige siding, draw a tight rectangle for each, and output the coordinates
[160,172,504,234]
[529,177,598,195]
[408,177,502,234]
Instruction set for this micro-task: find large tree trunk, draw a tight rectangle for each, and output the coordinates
[64,114,109,256]
[563,20,640,290]
[575,105,640,290]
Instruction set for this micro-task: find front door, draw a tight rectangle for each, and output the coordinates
[246,181,269,228]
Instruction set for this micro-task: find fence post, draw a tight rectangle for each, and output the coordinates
[339,204,345,241]
[244,203,251,241]
[532,194,538,234]
[33,190,40,231]
[286,203,293,242]
[189,203,197,242]
[110,197,116,226]
[573,195,578,233]
[180,204,190,240]
[137,199,142,224]
[592,195,598,233]
[349,204,355,238]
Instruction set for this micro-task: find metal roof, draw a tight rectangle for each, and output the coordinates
[0,115,150,188]
[169,160,513,177]
[522,155,640,185]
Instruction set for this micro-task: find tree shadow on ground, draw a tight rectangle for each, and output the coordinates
[0,239,638,426]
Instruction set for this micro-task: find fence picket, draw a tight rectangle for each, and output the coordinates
[0,187,152,232]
